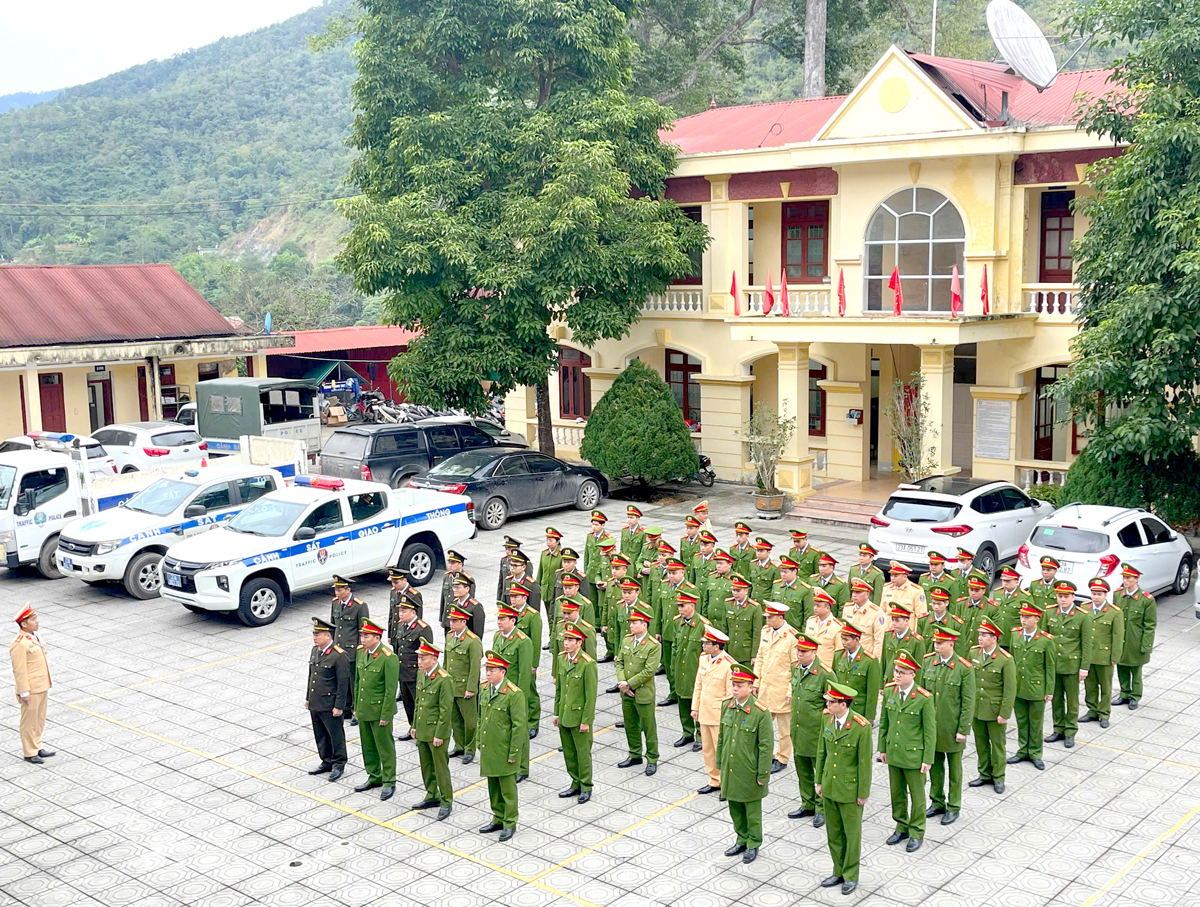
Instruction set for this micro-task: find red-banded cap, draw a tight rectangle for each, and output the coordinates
[361,618,386,635]
[449,608,471,622]
[894,653,921,673]
[485,651,509,670]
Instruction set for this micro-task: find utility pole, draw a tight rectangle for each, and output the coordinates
[931,0,939,55]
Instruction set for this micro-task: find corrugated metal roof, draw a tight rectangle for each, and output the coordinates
[264,325,420,356]
[0,264,236,348]
[662,96,845,155]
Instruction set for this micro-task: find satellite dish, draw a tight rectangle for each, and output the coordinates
[987,0,1058,91]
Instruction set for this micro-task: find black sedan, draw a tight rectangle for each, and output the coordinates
[409,449,607,530]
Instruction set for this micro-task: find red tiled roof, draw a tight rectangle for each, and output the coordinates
[662,96,845,155]
[0,264,236,348]
[265,325,420,356]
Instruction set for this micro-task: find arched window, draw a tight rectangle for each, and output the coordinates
[864,188,965,313]
[559,347,591,418]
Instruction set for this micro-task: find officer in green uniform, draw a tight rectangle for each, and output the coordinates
[331,575,368,725]
[788,634,832,825]
[672,590,708,748]
[598,554,630,656]
[620,504,647,566]
[551,599,597,670]
[556,576,596,642]
[878,653,935,852]
[922,627,975,825]
[704,550,736,624]
[679,516,703,566]
[537,528,565,637]
[882,604,925,685]
[1114,563,1156,709]
[510,584,542,739]
[1083,577,1124,727]
[919,587,966,651]
[444,607,483,765]
[615,608,661,774]
[959,572,993,657]
[816,682,873,896]
[847,543,885,606]
[773,556,815,632]
[640,527,663,588]
[722,574,763,664]
[1027,555,1061,613]
[1045,580,1092,748]
[993,566,1032,649]
[657,560,696,706]
[690,530,719,592]
[477,651,527,841]
[718,663,773,863]
[306,617,350,781]
[811,553,850,611]
[917,552,956,604]
[411,640,454,819]
[552,548,591,619]
[749,538,781,603]
[491,605,534,781]
[969,620,1015,793]
[730,521,755,578]
[833,621,881,723]
[353,618,399,800]
[1006,602,1055,771]
[582,511,609,588]
[554,624,597,803]
[788,529,823,578]
[948,548,977,607]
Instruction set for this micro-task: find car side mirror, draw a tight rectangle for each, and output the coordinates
[13,501,28,517]
[500,430,511,437]
[184,504,207,519]
[294,526,316,541]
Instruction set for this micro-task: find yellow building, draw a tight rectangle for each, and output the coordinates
[506,47,1120,498]
[0,264,284,438]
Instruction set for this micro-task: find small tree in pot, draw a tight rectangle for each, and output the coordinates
[743,402,797,515]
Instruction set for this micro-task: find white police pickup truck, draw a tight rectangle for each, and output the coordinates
[56,464,285,600]
[159,475,475,626]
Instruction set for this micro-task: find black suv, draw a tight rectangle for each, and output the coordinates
[319,423,498,487]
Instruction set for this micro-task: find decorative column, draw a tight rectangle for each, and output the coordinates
[692,374,754,483]
[505,385,537,449]
[775,342,814,499]
[706,175,749,315]
[818,379,869,482]
[22,367,42,432]
[919,344,957,475]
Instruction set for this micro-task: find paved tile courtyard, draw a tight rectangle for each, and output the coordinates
[2,486,1200,907]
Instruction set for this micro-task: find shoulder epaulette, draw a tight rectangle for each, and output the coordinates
[999,649,1012,657]
[950,614,964,624]
[862,650,876,660]
[883,680,897,688]
[506,680,522,693]
[1041,631,1054,639]
[1110,604,1122,612]
[673,614,683,623]
[515,630,528,640]
[955,596,968,603]
[357,644,365,650]
[466,630,479,639]
[581,652,594,662]
[381,645,394,655]
[822,707,831,715]
[958,657,973,667]
[911,632,924,640]
[580,620,594,629]
[725,596,735,602]
[801,580,812,589]
[416,620,427,628]
[436,668,449,678]
[333,645,344,653]
[916,687,931,697]
[853,713,869,726]
[923,650,935,658]
[755,701,768,711]
[970,645,980,651]
[479,680,488,687]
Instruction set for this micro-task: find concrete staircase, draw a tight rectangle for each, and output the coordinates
[787,495,882,531]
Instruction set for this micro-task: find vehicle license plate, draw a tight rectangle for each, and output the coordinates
[1056,561,1074,575]
[61,557,73,570]
[166,573,182,588]
[895,543,924,555]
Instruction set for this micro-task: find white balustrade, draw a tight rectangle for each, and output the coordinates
[1024,285,1079,319]
[642,289,706,313]
[1016,462,1069,491]
[744,287,832,316]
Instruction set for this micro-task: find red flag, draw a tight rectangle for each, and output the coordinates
[889,267,903,315]
[780,269,790,317]
[763,269,774,315]
[731,271,740,316]
[950,264,962,318]
[837,269,846,317]
[980,264,990,315]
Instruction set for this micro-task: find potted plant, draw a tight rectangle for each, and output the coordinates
[742,402,796,517]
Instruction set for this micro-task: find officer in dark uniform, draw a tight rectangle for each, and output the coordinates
[504,552,543,616]
[440,551,476,632]
[306,616,351,781]
[497,537,522,600]
[449,573,486,638]
[387,567,424,626]
[394,598,434,741]
[330,575,368,725]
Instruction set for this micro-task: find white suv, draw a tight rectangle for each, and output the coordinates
[868,476,1055,580]
[1018,504,1193,598]
[91,422,207,473]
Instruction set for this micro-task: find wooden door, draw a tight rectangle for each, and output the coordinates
[38,373,66,432]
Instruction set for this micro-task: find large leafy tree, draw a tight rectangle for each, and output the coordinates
[337,0,706,453]
[1058,0,1200,468]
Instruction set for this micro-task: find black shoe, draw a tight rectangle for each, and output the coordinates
[725,843,747,857]
[692,741,702,752]
[719,795,726,802]
[448,749,465,758]
[905,837,922,853]
[813,814,825,828]
[1129,700,1139,710]
[528,728,538,739]
[615,721,624,729]
[479,822,503,833]
[308,763,332,775]
[350,717,358,727]
[328,766,344,782]
[411,798,439,810]
[656,667,666,676]
[789,806,815,819]
[1045,733,1063,743]
[498,827,515,842]
[516,774,528,784]
[462,753,474,765]
[742,848,758,863]
[578,791,591,804]
[543,643,551,650]
[968,777,987,787]
[559,788,581,799]
[886,831,909,846]
[1113,697,1129,706]
[599,655,614,663]
[354,780,382,792]
[658,697,675,706]
[698,785,719,795]
[1079,714,1095,724]
[1064,737,1075,749]
[770,759,785,774]
[1006,755,1026,764]
[821,876,843,888]
[437,806,451,820]
[941,811,958,825]
[1030,759,1045,770]
[557,747,563,752]
[842,881,857,895]
[645,763,657,776]
[1100,719,1110,728]
[993,782,1006,794]
[927,805,945,818]
[23,755,43,764]
[36,749,54,758]
[618,757,643,769]
[380,786,395,801]
[673,736,694,748]
[606,685,620,694]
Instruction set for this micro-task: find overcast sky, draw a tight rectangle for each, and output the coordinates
[0,0,324,95]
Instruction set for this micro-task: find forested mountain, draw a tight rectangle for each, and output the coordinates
[0,90,59,113]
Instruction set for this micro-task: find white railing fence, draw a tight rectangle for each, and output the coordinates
[642,289,706,313]
[744,287,832,316]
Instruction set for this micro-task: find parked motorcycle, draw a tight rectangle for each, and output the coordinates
[696,454,716,487]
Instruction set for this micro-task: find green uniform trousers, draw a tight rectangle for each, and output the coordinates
[929,751,962,812]
[526,674,541,733]
[417,740,453,806]
[559,725,593,791]
[1085,664,1114,719]
[486,775,519,828]
[603,622,620,658]
[1117,664,1143,700]
[1014,697,1045,760]
[822,798,863,882]
[359,720,396,784]
[678,698,696,740]
[972,718,1006,782]
[795,755,822,813]
[727,799,764,848]
[1051,672,1080,735]
[888,765,927,837]
[661,641,677,700]
[451,696,477,755]
[621,697,659,762]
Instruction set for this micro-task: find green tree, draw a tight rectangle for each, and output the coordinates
[1058,0,1200,477]
[337,0,707,454]
[580,359,698,484]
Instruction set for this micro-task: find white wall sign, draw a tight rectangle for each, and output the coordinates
[974,399,1012,460]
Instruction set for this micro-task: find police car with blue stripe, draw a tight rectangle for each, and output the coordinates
[57,464,285,599]
[159,475,476,626]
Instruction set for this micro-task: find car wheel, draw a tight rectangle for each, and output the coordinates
[121,465,139,474]
[399,541,436,586]
[481,497,508,530]
[974,545,998,584]
[237,577,284,626]
[574,480,601,511]
[390,472,414,490]
[1172,556,1193,596]
[123,551,163,600]
[37,536,64,580]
